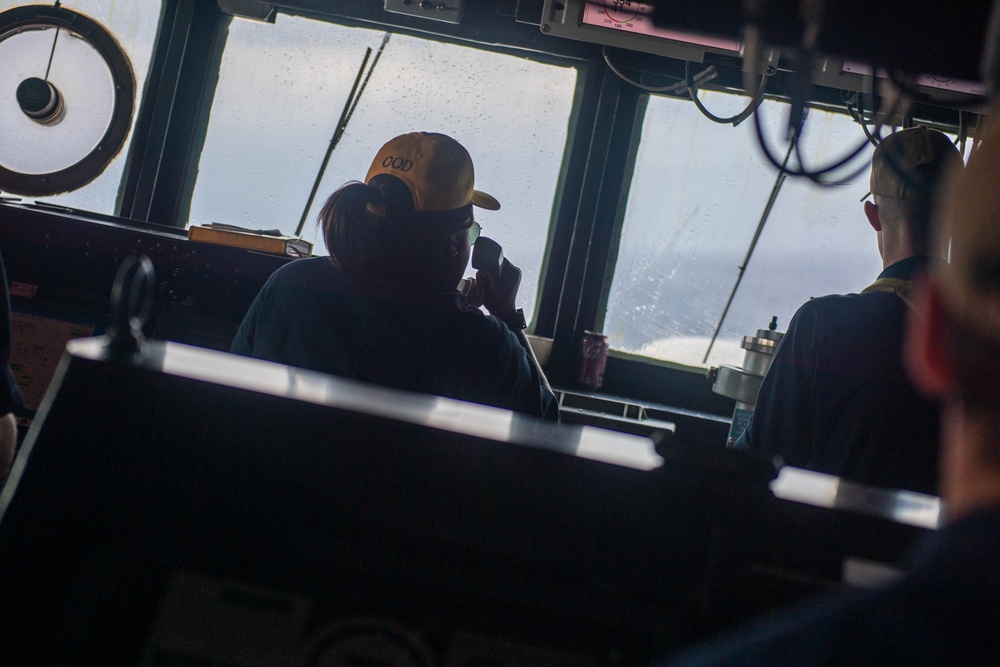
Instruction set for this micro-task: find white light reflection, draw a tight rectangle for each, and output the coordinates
[574,427,662,470]
[771,466,842,507]
[771,466,942,529]
[104,340,661,471]
[886,490,943,529]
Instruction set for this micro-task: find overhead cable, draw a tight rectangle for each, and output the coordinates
[685,60,768,127]
[602,45,716,93]
[752,80,906,186]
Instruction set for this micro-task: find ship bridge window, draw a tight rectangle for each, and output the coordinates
[604,90,896,369]
[0,0,162,212]
[187,13,580,326]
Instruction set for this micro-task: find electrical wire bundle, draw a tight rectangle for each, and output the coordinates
[685,60,768,127]
[602,44,717,93]
[602,45,768,127]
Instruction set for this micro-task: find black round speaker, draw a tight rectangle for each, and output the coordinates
[0,5,135,196]
[16,76,64,123]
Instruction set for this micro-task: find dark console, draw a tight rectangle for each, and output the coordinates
[0,336,934,665]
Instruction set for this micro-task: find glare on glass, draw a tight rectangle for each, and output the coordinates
[604,90,886,369]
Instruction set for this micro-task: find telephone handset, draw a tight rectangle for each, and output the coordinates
[457,236,505,302]
[471,236,503,283]
[460,236,526,330]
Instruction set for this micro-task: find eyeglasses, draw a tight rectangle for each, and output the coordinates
[469,220,482,245]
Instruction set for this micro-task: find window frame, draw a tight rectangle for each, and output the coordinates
[114,1,970,424]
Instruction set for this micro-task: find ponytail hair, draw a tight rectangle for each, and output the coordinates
[319,174,472,293]
[319,175,417,282]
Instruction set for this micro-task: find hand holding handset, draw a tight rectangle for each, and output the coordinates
[458,237,505,303]
[471,237,504,283]
[472,236,522,325]
[462,235,546,388]
[458,236,520,318]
